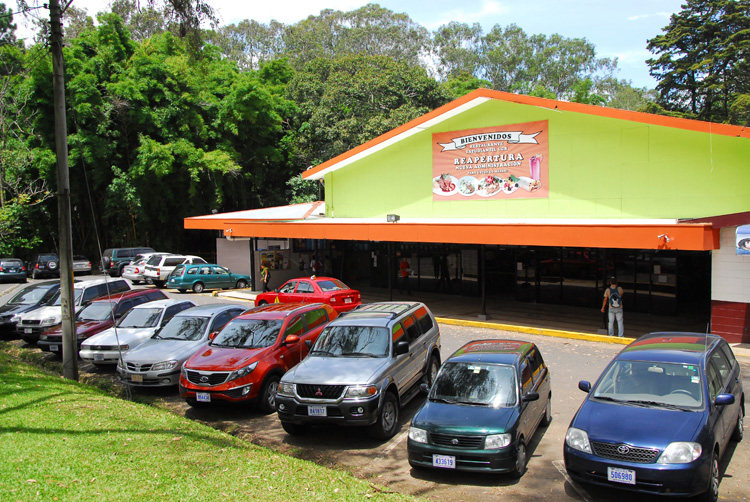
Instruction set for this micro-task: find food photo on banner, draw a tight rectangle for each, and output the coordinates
[737,225,750,255]
[432,121,549,201]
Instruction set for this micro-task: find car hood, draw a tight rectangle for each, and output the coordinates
[413,400,519,434]
[186,346,266,370]
[122,338,207,364]
[83,327,158,347]
[20,306,61,320]
[573,399,705,447]
[282,356,390,385]
[45,320,112,337]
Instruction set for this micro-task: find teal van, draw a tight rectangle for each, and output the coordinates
[167,264,250,293]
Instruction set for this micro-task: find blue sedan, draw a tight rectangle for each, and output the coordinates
[564,332,744,502]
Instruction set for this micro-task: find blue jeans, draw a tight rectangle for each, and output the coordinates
[608,309,624,337]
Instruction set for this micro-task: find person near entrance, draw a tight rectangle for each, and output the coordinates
[601,277,624,337]
[436,254,451,292]
[261,262,271,292]
[399,257,411,294]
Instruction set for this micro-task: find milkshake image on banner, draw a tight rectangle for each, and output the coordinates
[529,154,542,180]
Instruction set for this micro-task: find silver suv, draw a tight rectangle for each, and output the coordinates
[276,302,441,440]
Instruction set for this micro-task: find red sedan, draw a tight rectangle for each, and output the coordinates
[254,276,361,313]
[179,303,336,412]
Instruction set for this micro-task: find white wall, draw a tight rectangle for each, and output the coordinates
[711,227,750,303]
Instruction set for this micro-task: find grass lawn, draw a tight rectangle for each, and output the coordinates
[0,344,416,502]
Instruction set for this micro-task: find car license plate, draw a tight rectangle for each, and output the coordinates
[94,354,104,361]
[432,455,456,469]
[50,345,59,352]
[344,298,352,304]
[607,467,636,485]
[130,374,143,383]
[24,328,32,334]
[308,405,327,417]
[196,392,211,403]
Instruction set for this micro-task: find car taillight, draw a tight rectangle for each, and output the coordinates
[35,264,40,270]
[330,296,337,303]
[135,267,141,273]
[0,267,3,272]
[156,268,160,275]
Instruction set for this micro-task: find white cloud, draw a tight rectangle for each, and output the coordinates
[627,11,674,22]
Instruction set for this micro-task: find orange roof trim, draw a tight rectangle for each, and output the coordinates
[303,88,749,180]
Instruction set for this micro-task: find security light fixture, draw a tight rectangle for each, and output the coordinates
[387,214,400,223]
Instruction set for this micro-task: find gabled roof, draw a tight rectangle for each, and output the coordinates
[303,88,750,181]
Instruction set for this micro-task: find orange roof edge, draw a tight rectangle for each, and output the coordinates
[303,88,749,180]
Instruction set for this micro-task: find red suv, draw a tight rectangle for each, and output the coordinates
[37,288,168,354]
[179,303,337,412]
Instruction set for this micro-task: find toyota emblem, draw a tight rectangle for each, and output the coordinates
[451,438,459,445]
[315,388,323,396]
[617,445,630,455]
[200,375,209,383]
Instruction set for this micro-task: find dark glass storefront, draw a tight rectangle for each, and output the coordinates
[320,240,710,319]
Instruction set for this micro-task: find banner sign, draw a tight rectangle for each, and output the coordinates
[432,121,549,200]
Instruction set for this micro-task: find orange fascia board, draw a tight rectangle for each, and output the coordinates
[184,218,719,251]
[303,88,749,180]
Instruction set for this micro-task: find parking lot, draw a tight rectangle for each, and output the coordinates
[2,278,750,501]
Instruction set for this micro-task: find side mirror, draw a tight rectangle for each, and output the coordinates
[578,381,591,393]
[283,335,300,346]
[522,392,540,402]
[394,340,409,356]
[715,394,735,406]
[208,331,218,340]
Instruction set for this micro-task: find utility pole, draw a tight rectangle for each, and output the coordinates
[50,0,77,380]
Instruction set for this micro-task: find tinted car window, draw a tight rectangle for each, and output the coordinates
[707,362,722,401]
[296,282,314,293]
[209,311,235,333]
[709,349,731,382]
[284,316,305,339]
[520,361,533,395]
[720,343,738,370]
[415,306,434,334]
[403,315,421,343]
[212,319,282,348]
[165,257,187,267]
[1,259,23,267]
[303,308,328,330]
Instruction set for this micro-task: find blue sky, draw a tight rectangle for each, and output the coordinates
[18,0,686,88]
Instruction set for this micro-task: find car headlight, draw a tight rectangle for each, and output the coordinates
[657,442,702,464]
[228,361,257,381]
[408,427,428,444]
[151,360,179,371]
[278,382,295,396]
[10,314,21,323]
[565,427,592,453]
[43,316,59,325]
[485,433,512,449]
[346,385,378,398]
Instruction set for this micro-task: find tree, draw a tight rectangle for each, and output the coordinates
[440,70,491,100]
[111,0,166,41]
[647,0,750,123]
[431,21,483,80]
[286,54,449,169]
[0,2,17,46]
[208,19,286,72]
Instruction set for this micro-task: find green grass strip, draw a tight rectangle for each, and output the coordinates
[0,345,415,502]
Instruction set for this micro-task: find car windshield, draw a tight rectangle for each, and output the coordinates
[155,316,209,341]
[430,362,518,407]
[77,302,115,321]
[1,259,23,267]
[317,279,350,292]
[9,285,51,305]
[48,289,83,306]
[592,360,704,410]
[311,325,389,357]
[211,319,282,348]
[116,307,162,328]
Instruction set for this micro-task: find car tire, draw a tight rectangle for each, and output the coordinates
[132,280,142,285]
[258,300,268,306]
[368,392,399,440]
[153,280,165,288]
[31,269,38,280]
[281,421,311,435]
[732,406,744,442]
[510,441,527,479]
[258,375,281,414]
[698,451,720,502]
[541,396,552,427]
[178,289,187,293]
[423,354,440,390]
[193,282,205,294]
[185,398,207,409]
[236,279,248,289]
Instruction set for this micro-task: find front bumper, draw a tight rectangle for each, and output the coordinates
[563,445,710,497]
[80,347,123,364]
[407,437,518,473]
[275,393,380,427]
[117,367,181,387]
[179,381,255,403]
[38,337,83,353]
[18,324,59,344]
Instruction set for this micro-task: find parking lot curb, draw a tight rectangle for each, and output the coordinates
[434,317,634,345]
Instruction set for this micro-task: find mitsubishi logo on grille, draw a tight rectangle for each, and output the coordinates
[200,375,209,383]
[315,388,323,396]
[617,445,631,455]
[451,438,459,445]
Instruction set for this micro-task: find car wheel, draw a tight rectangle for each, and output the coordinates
[368,392,398,440]
[510,441,527,478]
[424,354,440,390]
[698,451,720,502]
[178,289,187,293]
[31,269,38,280]
[258,375,281,414]
[258,300,268,306]
[193,282,205,294]
[732,406,744,442]
[132,280,141,285]
[153,280,165,288]
[236,279,248,289]
[185,398,207,409]
[541,396,552,426]
[281,421,311,435]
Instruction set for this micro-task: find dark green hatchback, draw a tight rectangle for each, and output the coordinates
[407,339,552,477]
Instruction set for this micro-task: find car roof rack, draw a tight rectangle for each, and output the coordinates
[339,302,415,319]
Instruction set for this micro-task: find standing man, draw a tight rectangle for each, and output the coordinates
[399,257,411,295]
[261,262,271,292]
[601,276,624,337]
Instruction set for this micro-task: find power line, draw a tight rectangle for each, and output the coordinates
[0,4,48,21]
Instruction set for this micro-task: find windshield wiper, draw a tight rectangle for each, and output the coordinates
[593,395,626,403]
[342,352,378,357]
[625,400,694,411]
[310,349,333,356]
[430,397,458,404]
